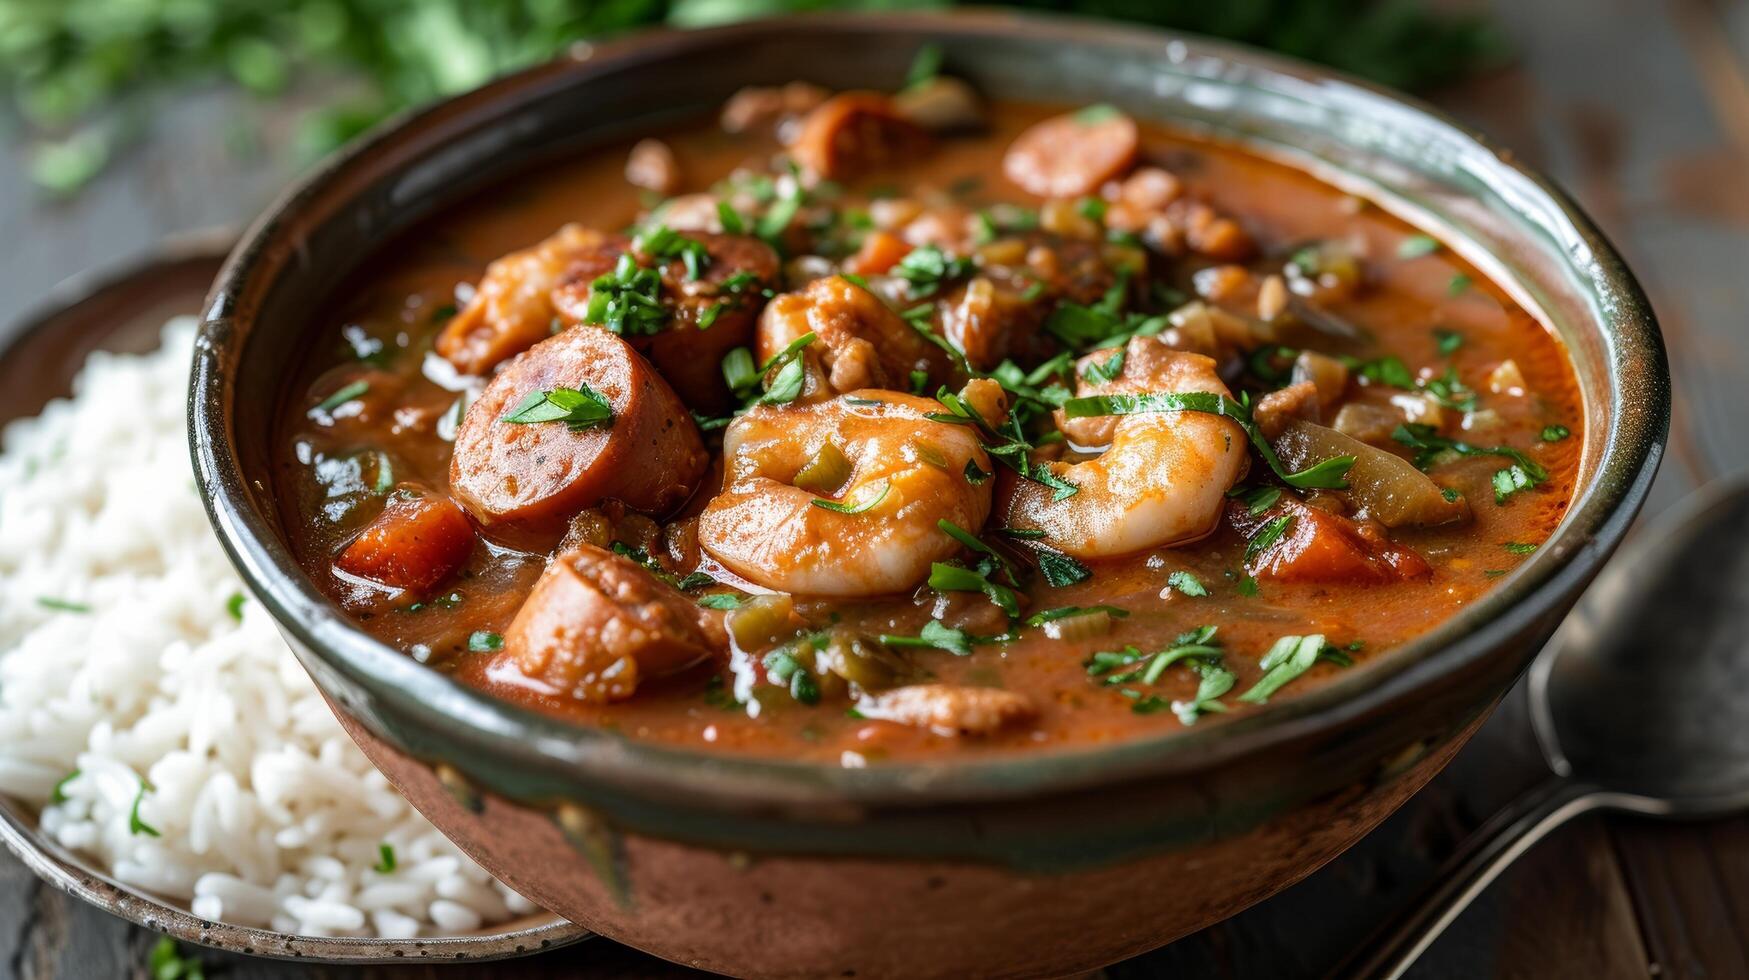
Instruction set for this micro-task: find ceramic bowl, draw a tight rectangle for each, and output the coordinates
[190,12,1668,977]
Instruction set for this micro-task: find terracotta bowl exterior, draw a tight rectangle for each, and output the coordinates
[190,13,1668,978]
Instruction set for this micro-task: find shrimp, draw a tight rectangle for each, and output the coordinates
[998,336,1248,559]
[755,276,952,397]
[498,544,727,704]
[436,224,603,376]
[697,391,993,595]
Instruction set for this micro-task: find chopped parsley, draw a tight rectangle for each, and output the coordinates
[1074,103,1123,124]
[1239,633,1342,704]
[128,779,160,837]
[1230,485,1283,516]
[1237,575,1261,597]
[467,631,503,652]
[632,224,710,281]
[697,593,744,610]
[51,769,80,804]
[756,331,816,406]
[1541,424,1571,442]
[1025,605,1128,628]
[716,200,745,234]
[1081,350,1125,385]
[500,385,614,431]
[1397,234,1441,259]
[584,252,667,336]
[755,174,804,247]
[763,645,821,705]
[1447,273,1473,296]
[1166,570,1208,597]
[1245,514,1294,563]
[225,592,246,621]
[811,480,890,514]
[893,243,973,298]
[1076,196,1108,223]
[879,619,973,655]
[904,42,944,89]
[373,843,397,873]
[311,379,369,415]
[928,561,1020,620]
[1503,541,1538,554]
[36,596,91,613]
[1392,423,1548,504]
[148,938,203,980]
[1435,327,1465,355]
[1029,545,1092,588]
[1173,659,1237,725]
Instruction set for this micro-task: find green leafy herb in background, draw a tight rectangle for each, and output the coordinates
[0,0,1503,196]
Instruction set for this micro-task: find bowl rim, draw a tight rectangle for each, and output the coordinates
[191,9,1668,809]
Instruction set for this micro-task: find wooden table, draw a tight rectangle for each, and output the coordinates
[3,1,1745,976]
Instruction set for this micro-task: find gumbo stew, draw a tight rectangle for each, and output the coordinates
[276,66,1582,763]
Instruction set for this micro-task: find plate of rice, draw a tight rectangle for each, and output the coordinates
[0,238,589,962]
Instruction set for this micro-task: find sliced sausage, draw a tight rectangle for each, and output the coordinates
[500,544,727,704]
[436,224,604,376]
[788,92,930,180]
[551,231,780,412]
[334,486,475,594]
[450,327,707,544]
[1003,108,1139,199]
[857,684,1036,736]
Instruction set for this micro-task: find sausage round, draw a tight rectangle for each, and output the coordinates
[449,327,707,542]
[551,232,780,413]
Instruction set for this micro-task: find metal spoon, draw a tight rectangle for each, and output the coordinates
[1343,475,1749,979]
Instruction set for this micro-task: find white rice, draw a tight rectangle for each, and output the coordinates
[0,318,537,937]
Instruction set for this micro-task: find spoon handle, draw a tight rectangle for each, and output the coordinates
[1336,777,1606,980]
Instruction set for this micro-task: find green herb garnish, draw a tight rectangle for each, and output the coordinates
[373,843,397,873]
[904,43,944,88]
[36,596,91,613]
[500,385,614,431]
[811,480,890,514]
[467,631,503,652]
[129,779,159,837]
[893,243,973,298]
[1166,570,1208,597]
[1074,104,1122,124]
[1245,515,1294,563]
[1541,424,1571,442]
[928,562,1020,619]
[1397,234,1440,258]
[312,380,369,415]
[880,619,973,655]
[584,252,667,336]
[1025,605,1129,627]
[1239,633,1339,704]
[51,770,80,804]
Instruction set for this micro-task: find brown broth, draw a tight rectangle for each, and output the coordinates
[275,101,1582,762]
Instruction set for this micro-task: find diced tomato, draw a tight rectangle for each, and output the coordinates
[1231,498,1430,585]
[336,487,476,593]
[844,230,912,276]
